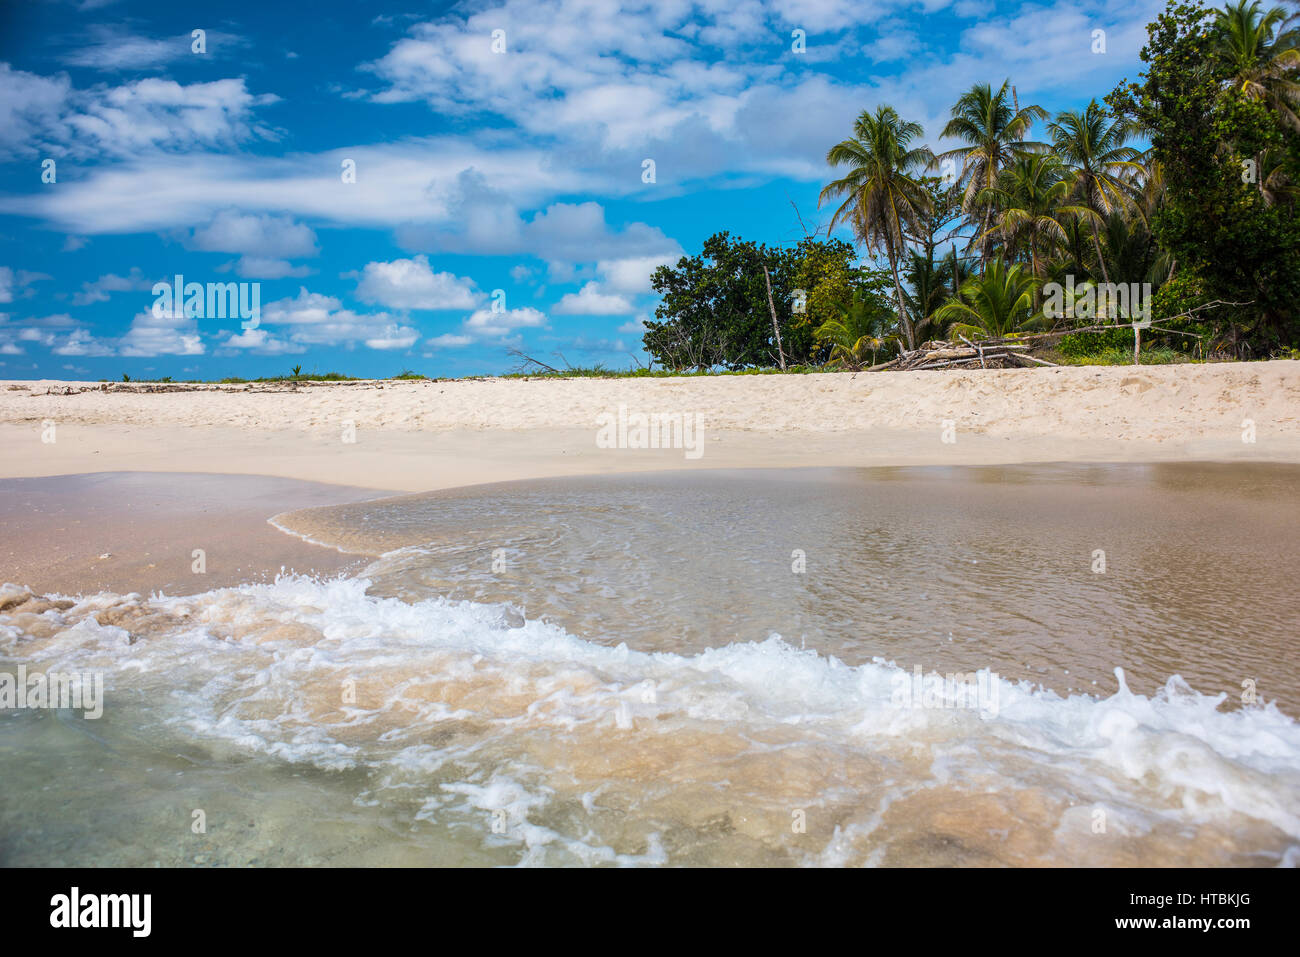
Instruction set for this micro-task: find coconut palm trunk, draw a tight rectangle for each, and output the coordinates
[1087,183,1112,285]
[887,247,916,350]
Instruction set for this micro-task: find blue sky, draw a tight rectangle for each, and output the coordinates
[0,0,1162,380]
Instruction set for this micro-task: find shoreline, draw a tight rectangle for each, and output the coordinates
[0,472,385,597]
[3,362,1298,596]
[2,362,1298,493]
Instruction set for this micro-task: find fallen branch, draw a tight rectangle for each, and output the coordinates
[1008,353,1061,367]
[506,348,562,375]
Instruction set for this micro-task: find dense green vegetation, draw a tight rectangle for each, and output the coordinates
[644,0,1300,371]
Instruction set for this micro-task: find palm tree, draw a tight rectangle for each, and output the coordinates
[933,260,1046,340]
[938,81,1048,272]
[1047,100,1145,285]
[1098,210,1174,290]
[975,152,1089,296]
[820,105,935,350]
[902,249,956,339]
[1257,147,1299,204]
[815,289,900,369]
[1214,1,1300,131]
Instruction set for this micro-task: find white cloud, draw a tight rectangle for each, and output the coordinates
[71,267,153,305]
[22,313,81,328]
[397,173,682,263]
[53,328,115,357]
[862,28,921,63]
[364,324,420,350]
[618,314,650,335]
[427,333,475,348]
[0,267,51,303]
[221,327,306,355]
[596,254,677,293]
[1,138,583,235]
[226,257,312,279]
[553,282,635,315]
[0,311,114,356]
[0,66,278,160]
[251,287,421,351]
[191,210,318,259]
[353,255,482,310]
[119,308,205,357]
[262,289,340,325]
[60,26,248,72]
[454,305,549,341]
[18,328,56,346]
[0,65,72,157]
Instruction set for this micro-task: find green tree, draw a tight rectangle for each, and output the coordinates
[1107,0,1300,350]
[933,260,1047,339]
[815,281,900,369]
[642,233,853,369]
[819,105,935,350]
[789,237,864,362]
[1214,1,1300,131]
[976,152,1087,294]
[903,249,963,339]
[902,176,968,334]
[1047,100,1146,284]
[938,81,1048,272]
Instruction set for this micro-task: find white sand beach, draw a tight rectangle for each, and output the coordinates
[3,361,1298,492]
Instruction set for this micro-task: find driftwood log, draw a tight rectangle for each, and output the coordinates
[881,336,1059,371]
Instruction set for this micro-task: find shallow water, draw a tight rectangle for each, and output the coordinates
[280,463,1300,713]
[2,464,1298,866]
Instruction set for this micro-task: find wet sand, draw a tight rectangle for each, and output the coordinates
[0,472,386,596]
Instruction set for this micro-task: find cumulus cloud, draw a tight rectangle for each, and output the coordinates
[395,172,683,264]
[553,282,635,315]
[426,305,550,347]
[191,210,318,259]
[224,257,312,279]
[427,333,474,348]
[221,327,306,355]
[596,254,678,293]
[618,314,650,335]
[53,328,115,357]
[352,255,482,310]
[463,305,548,338]
[234,287,421,353]
[119,308,205,357]
[0,65,278,160]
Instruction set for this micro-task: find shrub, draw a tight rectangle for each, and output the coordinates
[1056,326,1134,358]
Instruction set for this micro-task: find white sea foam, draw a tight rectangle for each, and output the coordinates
[2,575,1298,866]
